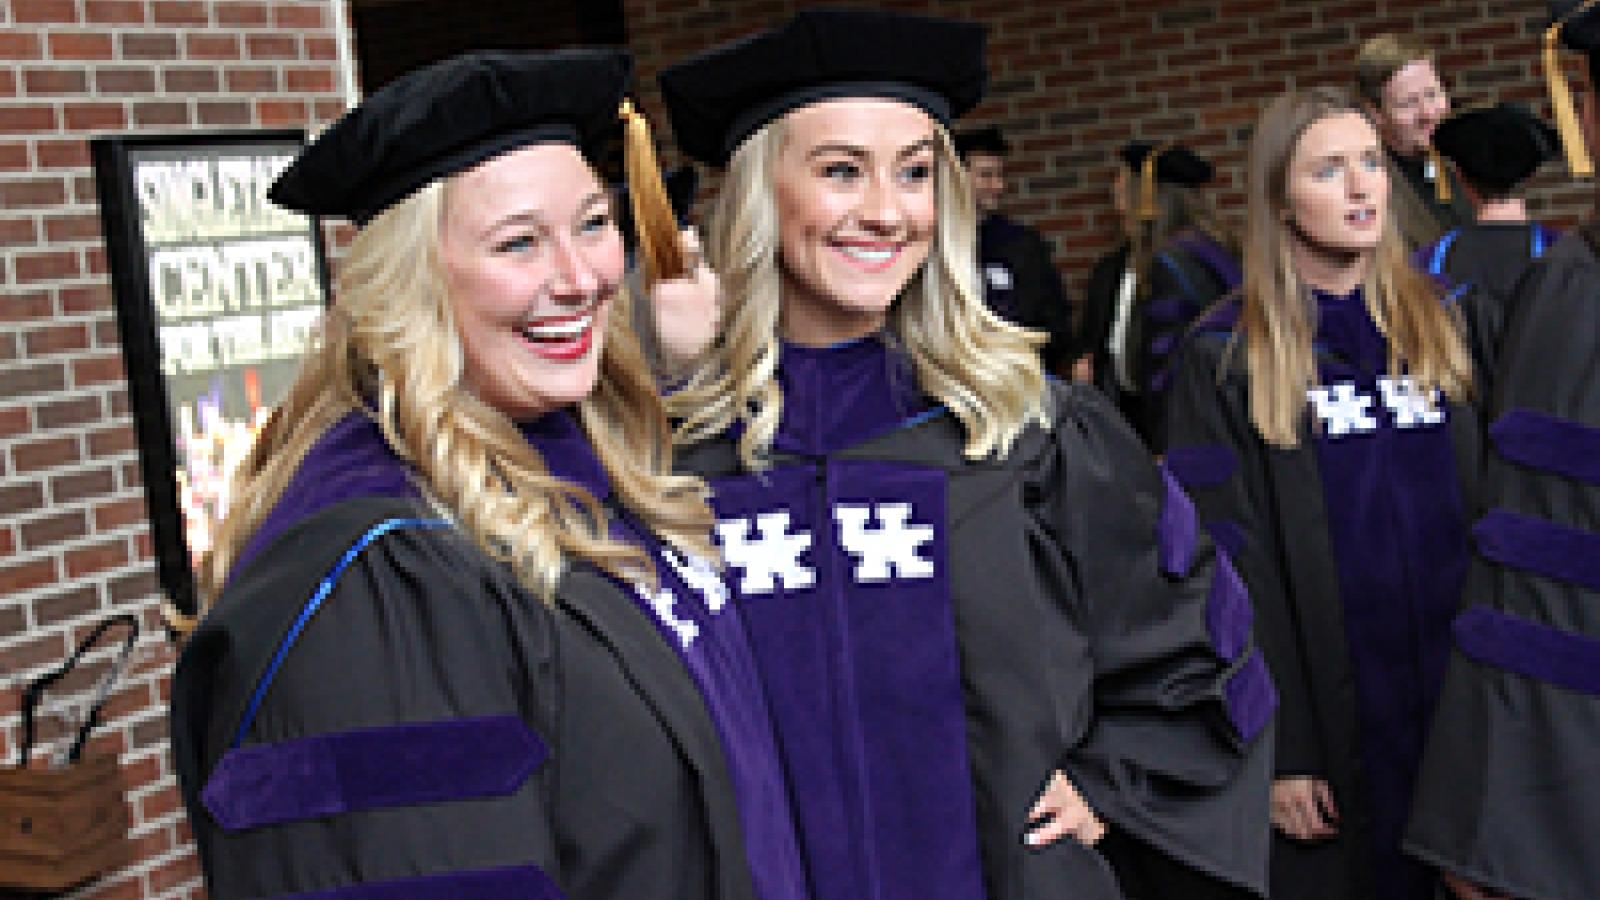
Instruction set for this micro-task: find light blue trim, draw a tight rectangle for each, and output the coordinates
[231,517,452,749]
[1428,229,1459,277]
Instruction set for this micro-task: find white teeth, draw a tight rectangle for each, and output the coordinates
[523,314,591,341]
[838,245,894,263]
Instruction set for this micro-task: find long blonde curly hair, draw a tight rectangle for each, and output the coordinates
[194,174,713,617]
[668,113,1050,468]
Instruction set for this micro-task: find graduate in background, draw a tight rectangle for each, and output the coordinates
[169,50,809,900]
[1356,34,1472,248]
[1404,3,1600,898]
[1416,102,1561,369]
[1165,86,1479,900]
[1075,143,1236,446]
[660,9,1275,900]
[953,125,1075,375]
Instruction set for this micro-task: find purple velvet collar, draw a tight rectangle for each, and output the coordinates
[233,409,607,580]
[772,335,940,456]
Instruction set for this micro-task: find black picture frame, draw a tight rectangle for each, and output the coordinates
[91,130,329,619]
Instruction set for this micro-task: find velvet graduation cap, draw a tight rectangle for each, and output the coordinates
[953,125,1010,159]
[269,48,690,282]
[658,8,988,167]
[1432,103,1558,194]
[1544,0,1600,177]
[1120,141,1214,220]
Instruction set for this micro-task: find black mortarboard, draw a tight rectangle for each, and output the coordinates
[1543,0,1600,176]
[658,9,987,167]
[1118,142,1214,186]
[1432,103,1558,194]
[953,125,1010,159]
[270,49,633,224]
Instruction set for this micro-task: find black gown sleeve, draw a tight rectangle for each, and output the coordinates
[1015,229,1075,374]
[1033,381,1276,898]
[1162,337,1325,779]
[173,514,565,899]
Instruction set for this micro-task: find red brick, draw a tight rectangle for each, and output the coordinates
[151,0,211,26]
[0,141,29,171]
[163,66,221,93]
[197,100,252,126]
[20,509,89,549]
[13,0,78,23]
[144,838,201,892]
[0,554,58,593]
[0,31,46,59]
[245,33,298,59]
[187,32,242,60]
[48,31,117,61]
[44,211,102,242]
[132,100,189,127]
[95,496,147,531]
[304,35,339,61]
[63,101,128,131]
[13,433,81,473]
[23,322,91,356]
[0,215,38,247]
[274,1,326,28]
[226,67,280,92]
[74,353,129,388]
[217,2,270,26]
[35,138,91,169]
[0,104,58,133]
[84,0,148,25]
[22,66,88,95]
[0,631,69,676]
[64,537,130,577]
[59,283,112,315]
[94,66,159,94]
[0,479,46,515]
[120,32,179,60]
[256,98,308,126]
[285,66,335,93]
[13,248,80,283]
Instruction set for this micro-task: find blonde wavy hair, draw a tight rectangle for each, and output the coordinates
[1232,87,1473,447]
[669,113,1049,468]
[193,174,713,618]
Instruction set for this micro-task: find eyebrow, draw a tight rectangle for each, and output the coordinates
[804,136,939,162]
[478,190,609,240]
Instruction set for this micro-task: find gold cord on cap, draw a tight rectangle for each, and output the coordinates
[1545,1,1598,178]
[619,98,690,285]
[1136,143,1172,222]
[1428,147,1453,201]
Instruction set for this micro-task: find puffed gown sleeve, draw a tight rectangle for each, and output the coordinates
[1034,380,1277,898]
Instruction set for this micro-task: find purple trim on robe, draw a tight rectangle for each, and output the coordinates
[1174,234,1243,290]
[1204,519,1246,559]
[1157,465,1200,577]
[1223,652,1276,743]
[1453,605,1600,695]
[1473,508,1600,592]
[1166,443,1239,489]
[527,424,810,900]
[772,336,939,457]
[1306,286,1469,900]
[710,460,985,900]
[1490,408,1600,487]
[1145,295,1186,323]
[233,413,420,578]
[203,716,545,831]
[1206,552,1251,661]
[272,864,564,899]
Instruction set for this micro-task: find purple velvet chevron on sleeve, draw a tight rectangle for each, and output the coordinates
[1490,408,1600,487]
[1207,552,1251,662]
[1157,465,1200,577]
[1473,508,1600,592]
[202,715,547,832]
[1223,652,1276,742]
[1453,605,1600,695]
[275,864,565,899]
[1203,519,1246,559]
[1164,443,1239,489]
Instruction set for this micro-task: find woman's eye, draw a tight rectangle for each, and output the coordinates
[1314,164,1338,181]
[900,162,934,183]
[1361,155,1382,172]
[496,234,540,253]
[580,212,613,234]
[821,161,860,181]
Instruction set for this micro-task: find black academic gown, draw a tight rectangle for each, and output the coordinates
[1165,292,1482,900]
[1404,226,1600,900]
[678,338,1276,900]
[1137,231,1241,452]
[1415,221,1559,373]
[1389,150,1471,250]
[978,213,1074,373]
[1077,241,1140,421]
[171,412,807,900]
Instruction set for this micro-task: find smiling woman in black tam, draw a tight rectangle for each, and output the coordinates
[168,49,809,900]
[660,9,1275,900]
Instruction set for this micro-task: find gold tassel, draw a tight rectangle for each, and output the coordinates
[1545,4,1597,178]
[619,98,689,285]
[1137,143,1170,222]
[1428,147,1452,202]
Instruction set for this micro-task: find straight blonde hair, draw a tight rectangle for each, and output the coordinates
[669,112,1049,468]
[1234,87,1472,447]
[194,175,713,618]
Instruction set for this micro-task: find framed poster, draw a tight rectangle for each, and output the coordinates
[92,130,329,617]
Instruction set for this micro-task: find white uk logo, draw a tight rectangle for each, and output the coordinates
[715,512,816,595]
[1307,382,1378,437]
[1377,377,1445,428]
[635,583,700,648]
[835,502,935,582]
[660,545,729,613]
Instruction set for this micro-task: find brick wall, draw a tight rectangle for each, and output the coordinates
[622,0,1583,302]
[0,2,347,897]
